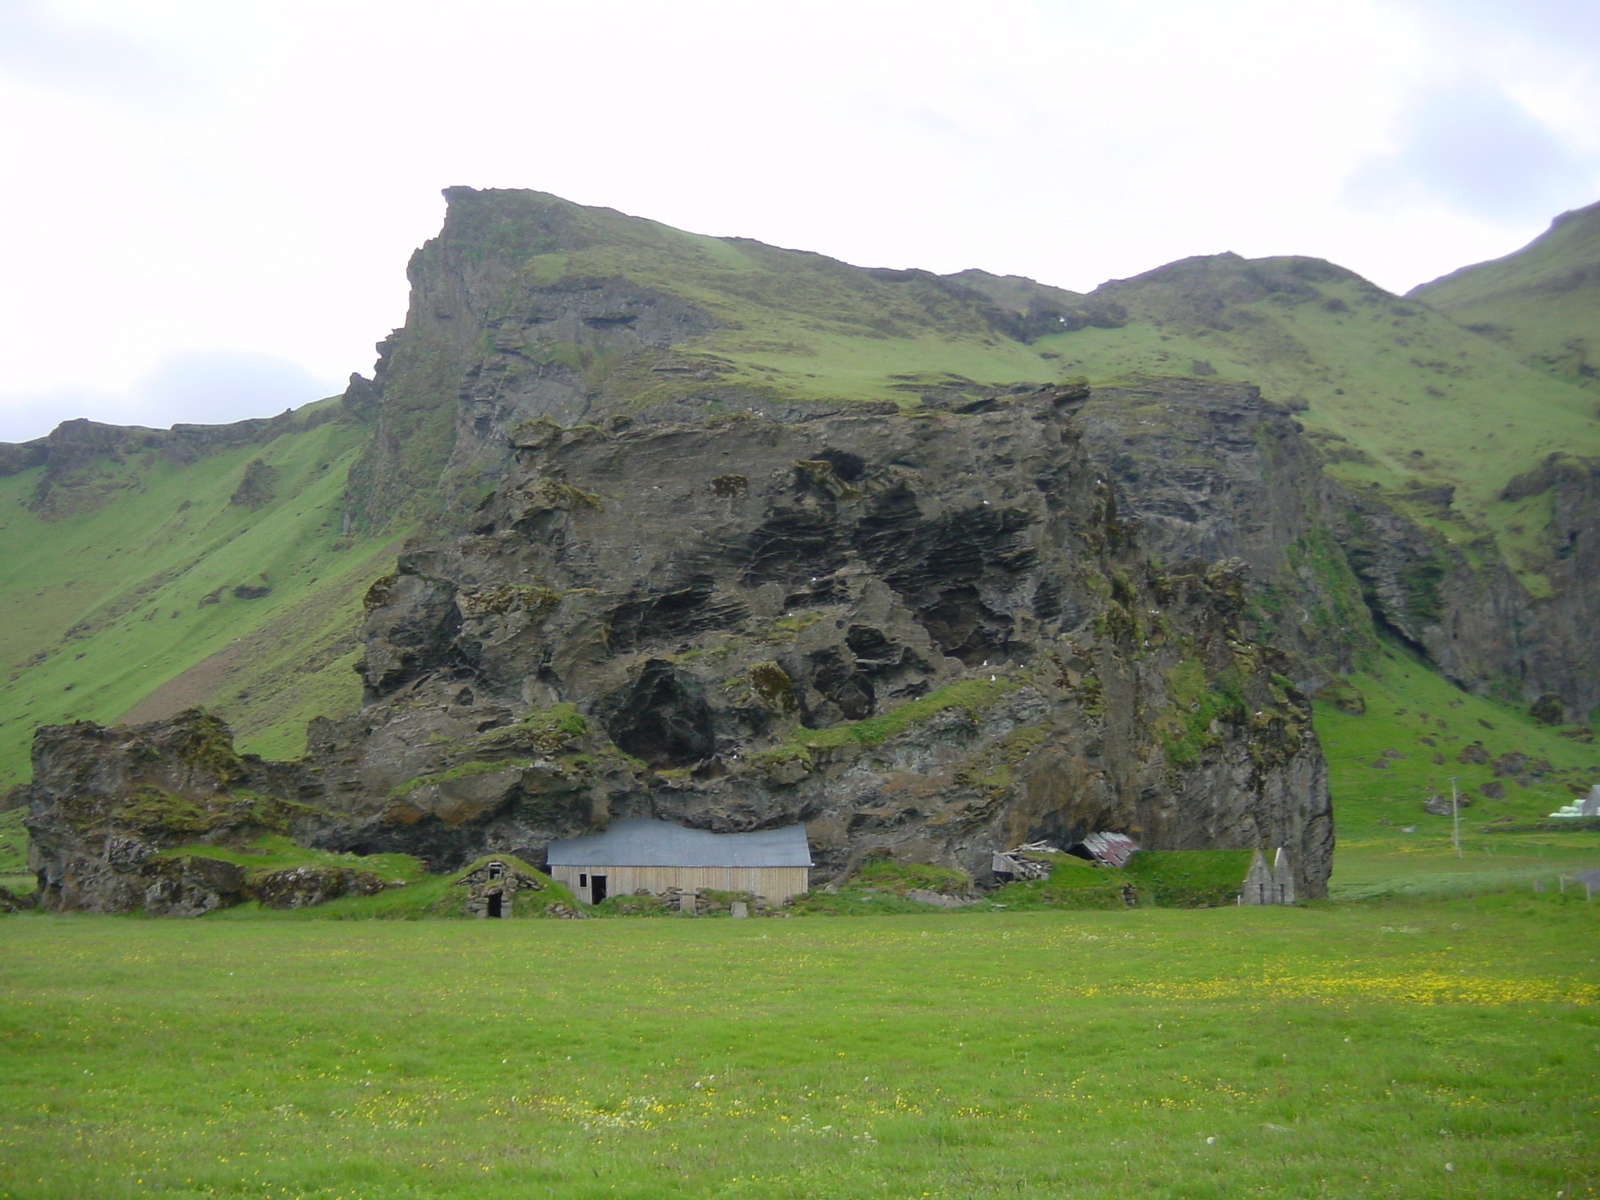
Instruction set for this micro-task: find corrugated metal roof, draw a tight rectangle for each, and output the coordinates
[1076,832,1139,868]
[547,818,814,868]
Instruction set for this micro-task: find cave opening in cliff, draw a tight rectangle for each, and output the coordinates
[915,586,1017,666]
[602,660,716,768]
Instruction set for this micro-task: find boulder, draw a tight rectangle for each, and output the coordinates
[254,867,387,909]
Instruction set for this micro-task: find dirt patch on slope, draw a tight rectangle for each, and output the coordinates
[119,539,405,731]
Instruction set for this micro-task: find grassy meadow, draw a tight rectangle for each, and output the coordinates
[4,636,1599,1198]
[2,889,1598,1200]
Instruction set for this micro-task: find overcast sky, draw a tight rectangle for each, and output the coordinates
[1,0,1596,443]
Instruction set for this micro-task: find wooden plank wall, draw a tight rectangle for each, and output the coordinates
[550,865,810,905]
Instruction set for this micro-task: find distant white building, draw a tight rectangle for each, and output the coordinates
[546,817,813,906]
[1549,784,1600,820]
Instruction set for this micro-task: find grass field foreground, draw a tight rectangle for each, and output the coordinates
[2,897,1596,1200]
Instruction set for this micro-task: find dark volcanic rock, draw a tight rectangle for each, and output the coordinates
[1073,378,1371,682]
[20,388,1335,908]
[254,866,387,909]
[1423,793,1470,816]
[303,386,1332,894]
[329,186,1600,721]
[1074,378,1600,714]
[21,709,319,914]
[0,438,47,477]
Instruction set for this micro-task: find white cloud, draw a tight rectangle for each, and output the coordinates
[1350,78,1594,220]
[0,0,1596,440]
[0,349,340,443]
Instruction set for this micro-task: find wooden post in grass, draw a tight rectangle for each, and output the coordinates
[1450,776,1462,860]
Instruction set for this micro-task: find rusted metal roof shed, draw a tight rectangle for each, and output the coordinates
[1071,832,1139,868]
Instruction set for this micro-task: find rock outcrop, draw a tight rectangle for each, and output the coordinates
[327,187,1600,718]
[24,386,1333,909]
[1073,378,1373,682]
[18,186,1600,914]
[307,383,1332,891]
[1077,380,1600,717]
[21,710,322,915]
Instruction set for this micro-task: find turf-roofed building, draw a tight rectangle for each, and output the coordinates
[546,818,813,906]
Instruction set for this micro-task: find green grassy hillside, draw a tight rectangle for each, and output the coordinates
[464,193,1599,585]
[1412,199,1600,393]
[0,410,399,789]
[1314,638,1600,899]
[1032,257,1599,574]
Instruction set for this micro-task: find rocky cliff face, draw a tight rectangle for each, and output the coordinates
[336,188,1147,533]
[300,383,1331,892]
[331,187,1600,722]
[25,385,1334,908]
[340,188,744,532]
[1073,378,1374,681]
[1073,380,1600,717]
[29,187,1600,913]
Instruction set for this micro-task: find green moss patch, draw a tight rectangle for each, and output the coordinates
[390,759,534,798]
[1123,850,1255,908]
[592,893,674,917]
[0,807,28,874]
[853,859,972,896]
[984,854,1130,910]
[780,677,1020,758]
[156,835,425,886]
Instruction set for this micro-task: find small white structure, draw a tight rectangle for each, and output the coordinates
[1240,847,1297,905]
[1549,784,1600,820]
[546,817,813,906]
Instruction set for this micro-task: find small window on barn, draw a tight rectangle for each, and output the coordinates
[487,861,505,880]
[579,873,587,888]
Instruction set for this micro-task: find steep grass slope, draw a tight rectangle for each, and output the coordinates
[1412,199,1600,393]
[1317,645,1598,837]
[414,191,1599,580]
[1033,257,1600,568]
[1315,639,1600,898]
[0,410,398,789]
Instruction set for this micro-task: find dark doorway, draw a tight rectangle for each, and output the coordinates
[590,875,608,903]
[487,892,503,918]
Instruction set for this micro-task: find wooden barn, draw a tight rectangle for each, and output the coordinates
[546,818,813,906]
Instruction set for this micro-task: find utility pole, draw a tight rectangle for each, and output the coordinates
[1450,775,1461,859]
